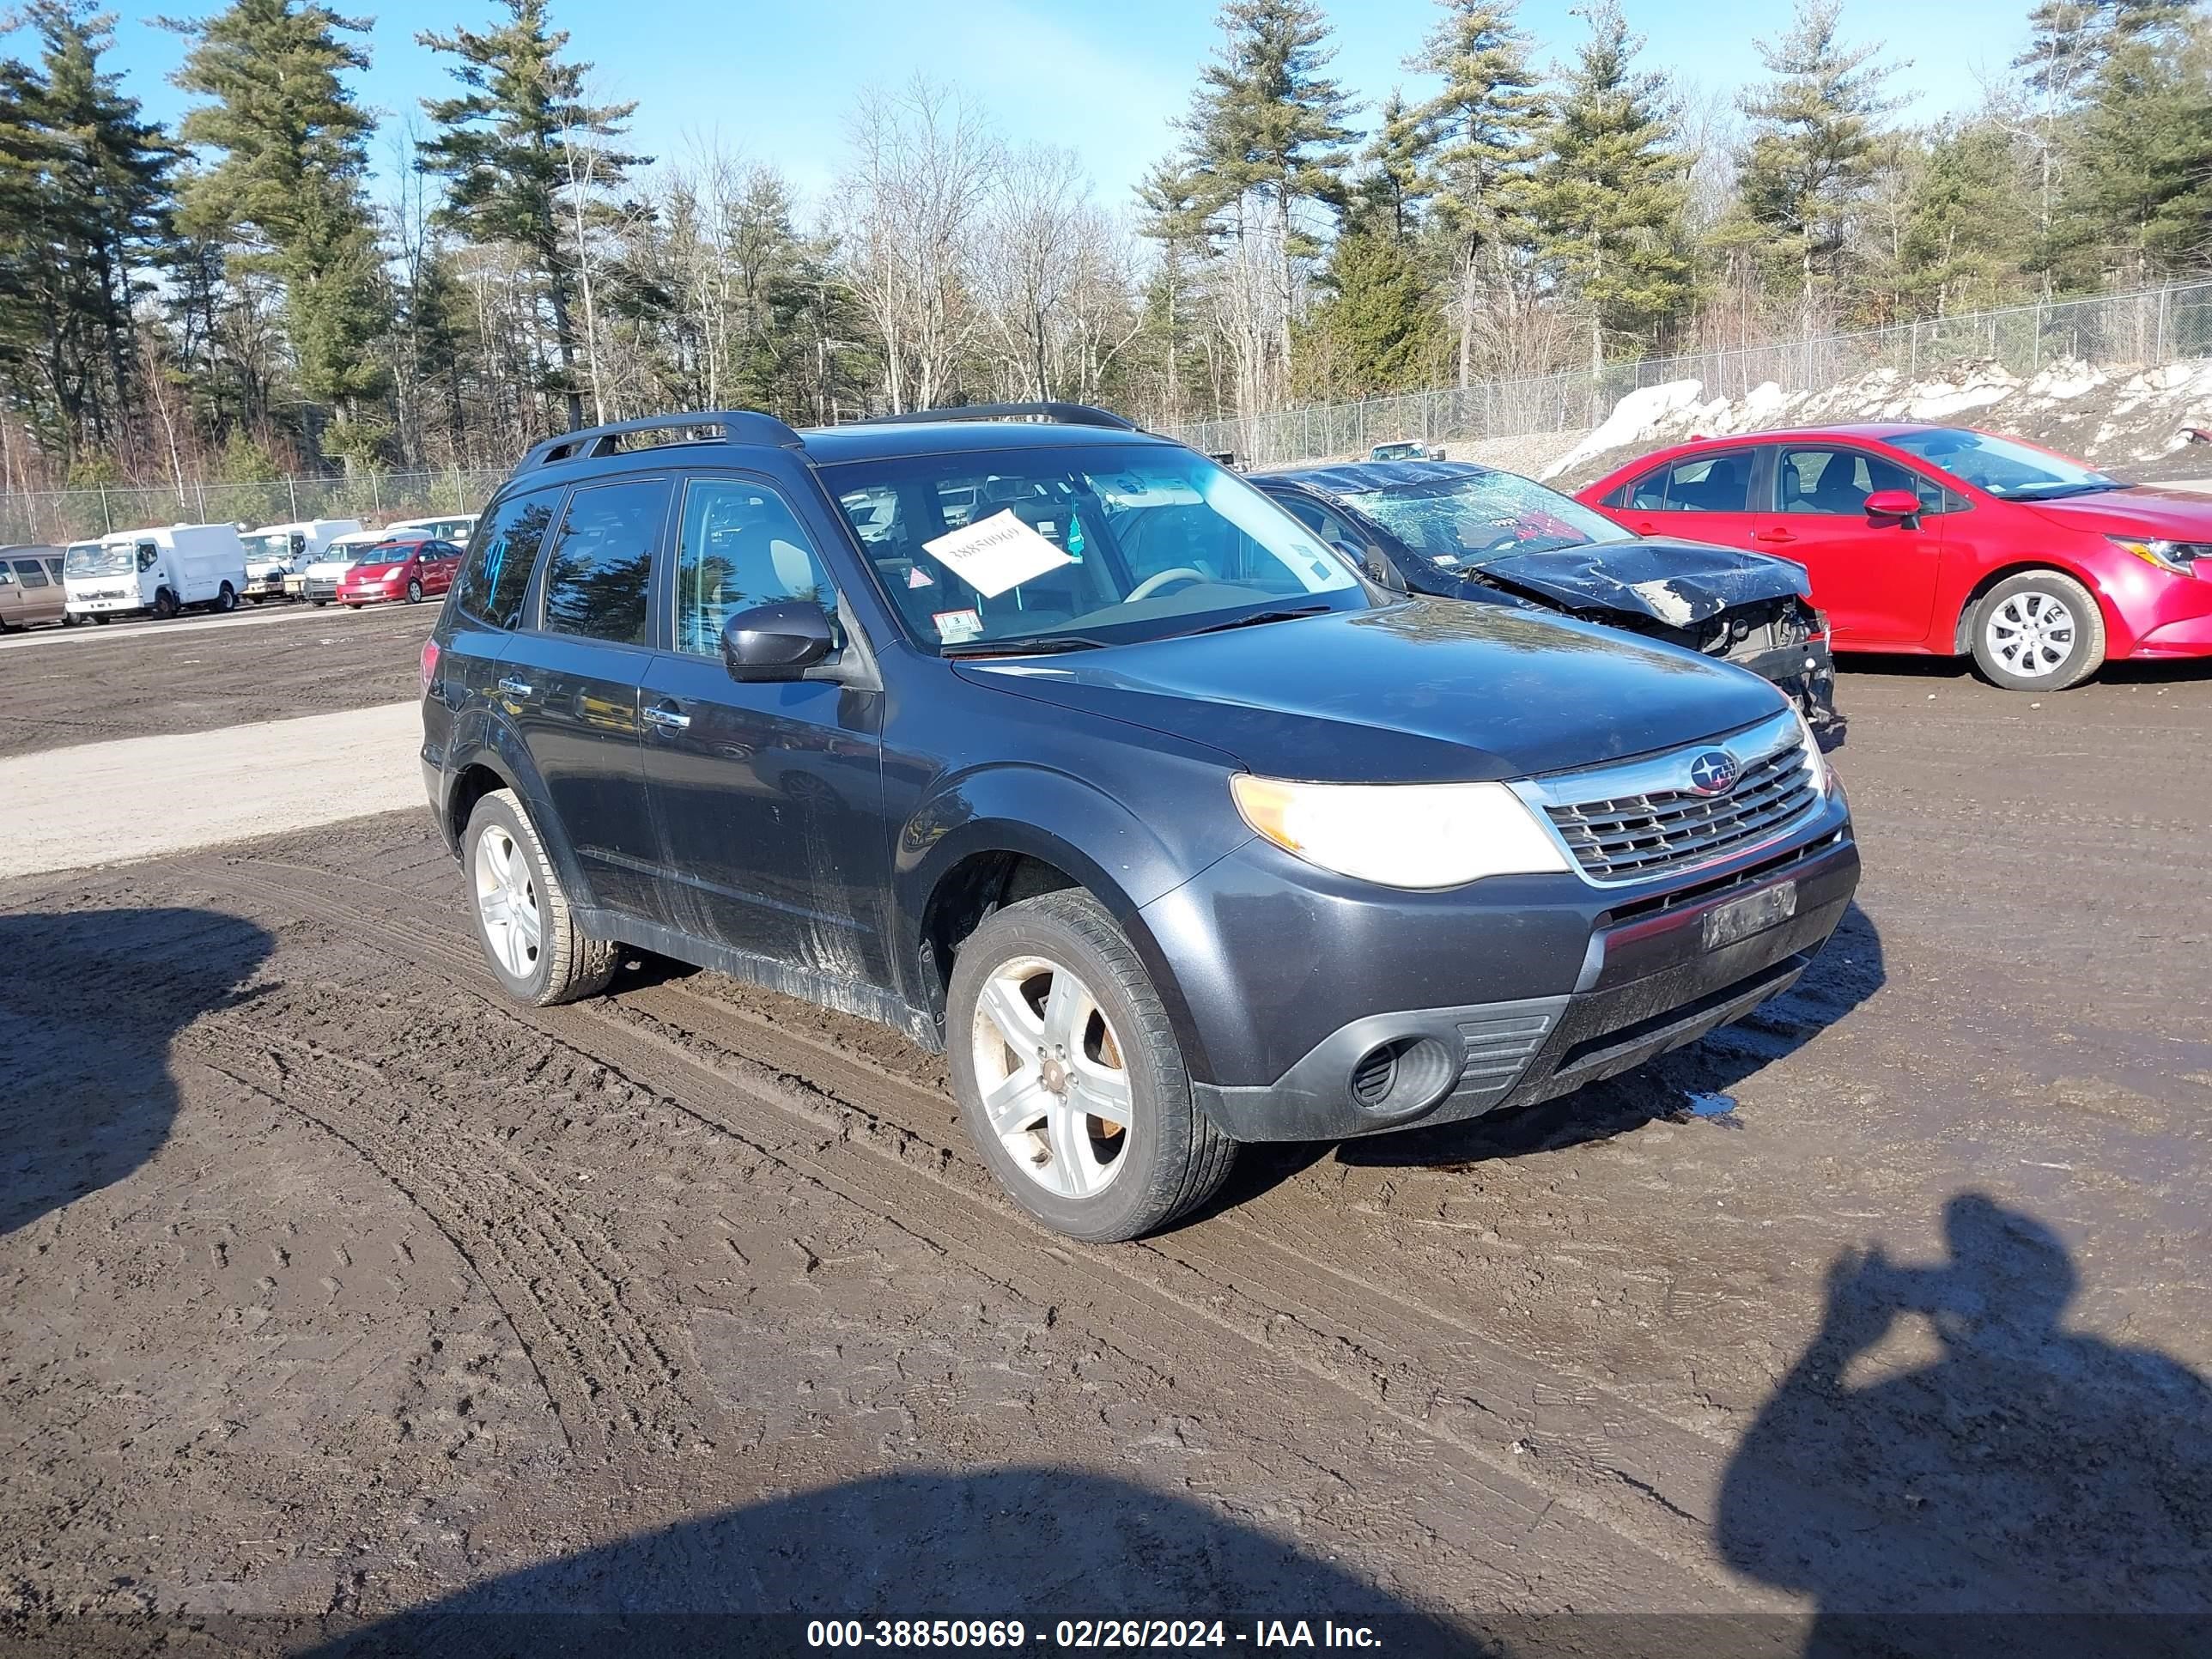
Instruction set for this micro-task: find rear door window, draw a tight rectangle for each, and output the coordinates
[13,558,50,587]
[538,477,670,646]
[1638,452,1754,513]
[454,489,562,629]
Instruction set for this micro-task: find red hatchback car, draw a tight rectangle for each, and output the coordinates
[334,536,462,609]
[1578,425,2212,690]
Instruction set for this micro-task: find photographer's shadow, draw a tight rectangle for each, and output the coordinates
[1717,1193,2212,1657]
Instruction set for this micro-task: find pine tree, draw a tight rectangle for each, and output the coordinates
[172,0,389,459]
[2057,9,2212,283]
[1135,156,1212,421]
[418,0,646,432]
[1303,227,1439,393]
[1407,0,1546,386]
[1893,121,2033,315]
[1357,88,1437,242]
[1182,0,1359,382]
[0,3,173,459]
[1732,0,1905,308]
[1527,1,1693,371]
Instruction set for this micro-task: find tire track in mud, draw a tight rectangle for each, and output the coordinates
[190,850,1757,1601]
[191,845,2051,1610]
[181,1012,695,1459]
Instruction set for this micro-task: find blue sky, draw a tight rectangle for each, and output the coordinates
[58,0,2029,210]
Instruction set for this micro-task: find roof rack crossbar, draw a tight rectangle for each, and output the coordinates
[524,409,805,469]
[854,401,1139,432]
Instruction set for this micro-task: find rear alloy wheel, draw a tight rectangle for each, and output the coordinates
[463,788,618,1006]
[1972,570,2106,691]
[948,890,1236,1242]
[406,579,424,604]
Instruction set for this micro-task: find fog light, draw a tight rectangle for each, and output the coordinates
[1347,1036,1456,1120]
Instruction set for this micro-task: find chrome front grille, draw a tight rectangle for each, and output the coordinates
[1523,711,1820,885]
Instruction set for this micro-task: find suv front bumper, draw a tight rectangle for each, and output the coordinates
[1145,793,1858,1143]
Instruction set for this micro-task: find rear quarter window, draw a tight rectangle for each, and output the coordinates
[453,489,562,629]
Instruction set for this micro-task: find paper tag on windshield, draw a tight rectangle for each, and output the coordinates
[922,509,1073,599]
[932,607,983,642]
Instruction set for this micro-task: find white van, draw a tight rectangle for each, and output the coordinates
[241,518,362,602]
[63,523,251,623]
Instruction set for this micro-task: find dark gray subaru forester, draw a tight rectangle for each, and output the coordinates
[421,404,1860,1242]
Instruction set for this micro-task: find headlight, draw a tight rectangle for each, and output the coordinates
[1230,775,1569,890]
[1792,704,1830,793]
[2108,534,2203,574]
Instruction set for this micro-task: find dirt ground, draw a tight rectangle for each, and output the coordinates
[2,643,2209,1655]
[0,602,426,760]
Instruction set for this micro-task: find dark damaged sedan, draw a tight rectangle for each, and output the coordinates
[1256,459,1839,731]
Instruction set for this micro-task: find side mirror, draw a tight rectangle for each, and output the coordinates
[721,599,835,683]
[1364,550,1407,592]
[1863,489,1922,522]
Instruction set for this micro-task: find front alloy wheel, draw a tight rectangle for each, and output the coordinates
[971,955,1135,1200]
[948,890,1236,1242]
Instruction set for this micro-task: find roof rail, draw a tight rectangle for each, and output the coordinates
[523,409,805,470]
[854,401,1139,432]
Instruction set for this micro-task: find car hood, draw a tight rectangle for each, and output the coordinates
[952,599,1784,784]
[1469,538,1809,626]
[2020,485,2212,538]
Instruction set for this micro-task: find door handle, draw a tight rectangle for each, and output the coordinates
[643,702,691,732]
[496,676,534,698]
[1752,530,1797,545]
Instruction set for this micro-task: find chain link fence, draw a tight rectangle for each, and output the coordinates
[1164,281,2212,469]
[7,282,2210,545]
[0,466,509,550]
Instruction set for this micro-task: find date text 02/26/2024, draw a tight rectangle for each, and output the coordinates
[805,1620,1384,1650]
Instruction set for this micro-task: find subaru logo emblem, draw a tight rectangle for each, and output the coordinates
[1687,750,1741,796]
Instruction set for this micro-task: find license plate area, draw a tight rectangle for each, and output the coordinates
[1702,880,1798,951]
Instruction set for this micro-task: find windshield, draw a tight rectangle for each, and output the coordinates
[64,541,132,577]
[1345,471,1636,568]
[824,444,1364,654]
[1887,429,2121,500]
[244,532,291,562]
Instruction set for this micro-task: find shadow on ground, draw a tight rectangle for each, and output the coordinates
[1718,1192,2212,1658]
[0,907,272,1236]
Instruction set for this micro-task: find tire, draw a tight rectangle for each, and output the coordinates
[313,599,328,608]
[461,788,619,1007]
[947,889,1236,1243]
[248,595,264,605]
[406,579,424,604]
[152,587,179,620]
[213,581,237,613]
[1971,570,2106,690]
[346,601,364,610]
[93,614,110,625]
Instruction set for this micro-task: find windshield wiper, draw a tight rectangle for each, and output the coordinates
[1180,604,1332,636]
[939,633,1114,659]
[2008,481,2129,500]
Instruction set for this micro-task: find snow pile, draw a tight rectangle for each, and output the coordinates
[1541,380,1705,480]
[1547,350,2212,487]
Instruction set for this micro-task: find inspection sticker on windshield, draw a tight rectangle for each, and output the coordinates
[922,509,1073,598]
[932,607,983,643]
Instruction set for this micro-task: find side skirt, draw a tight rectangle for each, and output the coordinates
[572,905,943,1054]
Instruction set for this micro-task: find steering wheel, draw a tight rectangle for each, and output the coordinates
[1127,566,1207,602]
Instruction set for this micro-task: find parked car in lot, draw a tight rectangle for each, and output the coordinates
[299,533,393,605]
[1256,460,1838,729]
[242,518,362,602]
[335,535,462,607]
[1369,439,1441,462]
[1577,424,2212,690]
[0,546,68,630]
[63,523,247,622]
[422,404,1858,1241]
